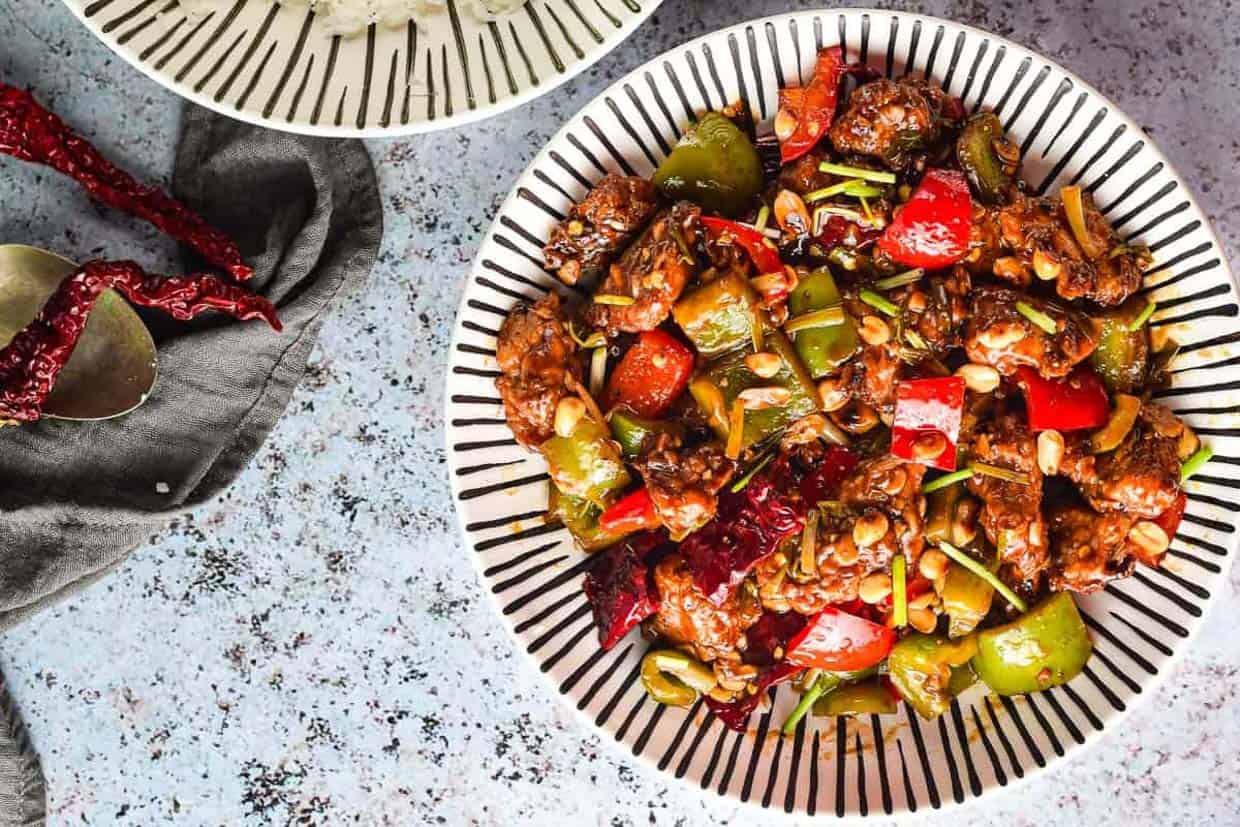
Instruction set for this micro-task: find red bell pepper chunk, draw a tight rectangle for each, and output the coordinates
[700,216,784,275]
[784,607,896,671]
[602,329,695,418]
[778,47,845,164]
[598,487,661,534]
[890,376,967,471]
[1015,365,1110,432]
[877,169,972,269]
[1153,491,1187,544]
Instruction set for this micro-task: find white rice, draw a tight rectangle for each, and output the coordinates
[179,0,526,35]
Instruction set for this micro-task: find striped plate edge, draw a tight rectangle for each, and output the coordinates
[62,0,661,136]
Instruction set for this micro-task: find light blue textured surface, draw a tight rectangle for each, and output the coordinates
[2,1,1238,823]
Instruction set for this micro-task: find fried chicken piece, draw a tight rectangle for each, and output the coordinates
[1047,503,1137,594]
[1061,401,1184,519]
[828,79,957,169]
[634,433,736,541]
[585,203,702,333]
[967,412,1048,592]
[753,455,926,615]
[494,292,580,448]
[648,554,763,662]
[543,174,659,288]
[964,285,1099,378]
[995,191,1144,307]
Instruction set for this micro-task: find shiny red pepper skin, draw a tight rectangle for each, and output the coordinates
[1153,492,1187,543]
[783,607,896,671]
[598,487,662,534]
[0,260,280,422]
[700,216,784,275]
[778,47,845,164]
[0,84,252,281]
[602,329,695,418]
[890,376,967,471]
[878,169,973,269]
[1015,365,1110,432]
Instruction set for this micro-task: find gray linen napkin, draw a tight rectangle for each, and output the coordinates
[0,105,383,824]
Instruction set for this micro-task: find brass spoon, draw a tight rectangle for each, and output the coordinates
[0,244,157,421]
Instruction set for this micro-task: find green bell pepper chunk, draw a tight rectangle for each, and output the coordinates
[972,592,1092,696]
[946,662,977,697]
[540,417,630,508]
[816,680,897,716]
[956,112,1014,205]
[652,112,764,217]
[672,270,760,357]
[608,410,682,457]
[547,486,630,552]
[689,329,818,451]
[887,633,978,720]
[924,485,960,545]
[640,649,717,707]
[940,561,996,639]
[1089,298,1151,394]
[788,267,858,378]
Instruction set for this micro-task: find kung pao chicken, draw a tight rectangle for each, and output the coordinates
[494,48,1212,731]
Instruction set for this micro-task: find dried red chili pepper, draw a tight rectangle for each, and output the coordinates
[0,84,252,282]
[0,260,280,422]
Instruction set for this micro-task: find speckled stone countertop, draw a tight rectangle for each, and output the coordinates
[1,0,1238,824]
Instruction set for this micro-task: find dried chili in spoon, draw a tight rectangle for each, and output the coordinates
[0,83,252,282]
[0,83,283,424]
[0,259,279,423]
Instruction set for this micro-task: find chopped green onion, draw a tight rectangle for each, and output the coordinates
[850,182,884,199]
[859,195,875,225]
[921,468,974,494]
[873,268,926,291]
[731,445,777,493]
[1015,301,1058,334]
[593,294,635,306]
[937,540,1028,612]
[817,162,898,184]
[970,462,1031,485]
[904,329,927,350]
[567,321,606,349]
[754,204,770,232]
[1061,185,1103,258]
[1127,300,1157,331]
[785,305,846,333]
[805,179,885,203]
[891,554,908,627]
[859,289,900,318]
[1181,445,1214,482]
[781,674,830,735]
[804,181,851,203]
[589,346,607,397]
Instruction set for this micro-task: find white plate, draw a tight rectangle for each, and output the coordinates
[61,0,659,136]
[446,9,1239,817]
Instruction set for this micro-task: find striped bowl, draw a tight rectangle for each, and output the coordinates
[61,0,660,136]
[446,10,1238,816]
